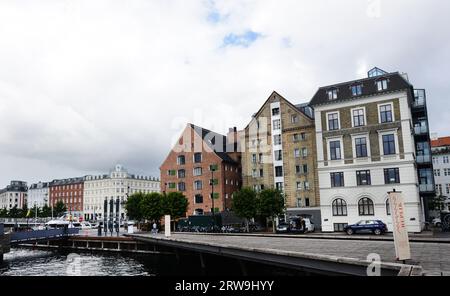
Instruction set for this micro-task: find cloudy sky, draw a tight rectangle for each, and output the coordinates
[1,0,449,186]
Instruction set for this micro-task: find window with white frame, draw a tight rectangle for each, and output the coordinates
[355,137,368,158]
[291,115,299,124]
[328,113,340,131]
[273,119,281,130]
[351,84,363,96]
[294,149,301,158]
[352,108,365,127]
[376,79,388,91]
[327,89,338,100]
[274,135,282,145]
[275,150,283,161]
[329,140,342,160]
[379,104,393,123]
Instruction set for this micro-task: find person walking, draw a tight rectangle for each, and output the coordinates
[152,222,158,235]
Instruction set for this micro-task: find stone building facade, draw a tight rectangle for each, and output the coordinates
[241,91,320,225]
[160,124,241,216]
[310,67,433,233]
[0,181,28,210]
[27,182,49,209]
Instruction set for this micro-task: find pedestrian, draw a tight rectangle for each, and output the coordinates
[152,222,158,235]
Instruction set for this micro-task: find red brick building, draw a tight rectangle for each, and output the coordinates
[49,177,85,218]
[160,124,241,216]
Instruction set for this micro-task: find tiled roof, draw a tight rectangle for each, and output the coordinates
[432,137,450,148]
[309,72,412,107]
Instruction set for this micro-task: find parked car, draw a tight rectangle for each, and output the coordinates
[276,222,290,234]
[344,220,387,235]
[289,218,315,233]
[432,217,442,228]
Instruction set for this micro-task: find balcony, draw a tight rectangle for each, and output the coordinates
[414,125,429,135]
[413,89,426,109]
[416,154,432,164]
[419,184,435,193]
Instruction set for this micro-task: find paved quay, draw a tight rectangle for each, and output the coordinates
[130,233,450,276]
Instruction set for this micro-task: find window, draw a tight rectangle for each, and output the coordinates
[195,195,203,204]
[273,120,281,130]
[275,150,283,161]
[252,170,258,178]
[194,167,202,176]
[294,149,301,158]
[296,165,301,174]
[275,166,283,177]
[351,84,363,96]
[304,181,310,190]
[353,109,365,127]
[259,153,263,163]
[386,200,391,216]
[332,199,347,216]
[328,113,339,131]
[305,198,310,207]
[376,79,388,91]
[272,108,280,116]
[296,198,302,208]
[380,104,393,123]
[276,182,284,191]
[382,134,396,155]
[355,137,368,158]
[330,141,342,160]
[259,169,264,178]
[177,155,186,165]
[296,182,302,191]
[178,169,186,178]
[252,154,257,164]
[356,170,371,186]
[384,168,400,184]
[194,153,202,163]
[334,223,348,232]
[291,115,299,124]
[358,198,375,216]
[293,134,300,142]
[274,135,282,145]
[178,182,186,192]
[302,148,308,157]
[327,89,338,100]
[168,170,176,176]
[194,181,202,190]
[444,156,450,164]
[301,133,306,141]
[331,172,344,187]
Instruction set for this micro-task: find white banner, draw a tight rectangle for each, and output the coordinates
[388,191,411,261]
[165,215,171,237]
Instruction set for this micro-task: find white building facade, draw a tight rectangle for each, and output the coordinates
[0,181,28,210]
[310,68,432,233]
[27,182,50,209]
[432,137,450,212]
[83,164,160,221]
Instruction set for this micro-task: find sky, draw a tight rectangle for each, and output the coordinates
[1,0,450,186]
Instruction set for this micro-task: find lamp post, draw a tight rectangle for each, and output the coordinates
[210,164,217,231]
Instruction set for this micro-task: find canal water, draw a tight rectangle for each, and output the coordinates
[0,248,155,276]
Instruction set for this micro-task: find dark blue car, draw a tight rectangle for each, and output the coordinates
[344,220,387,235]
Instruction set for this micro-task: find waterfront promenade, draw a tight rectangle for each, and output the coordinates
[130,233,450,276]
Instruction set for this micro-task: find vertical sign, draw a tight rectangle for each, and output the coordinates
[388,191,411,261]
[165,215,171,237]
[103,198,108,234]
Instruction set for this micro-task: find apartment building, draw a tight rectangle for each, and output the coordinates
[83,164,160,221]
[27,182,50,209]
[49,177,85,218]
[0,181,28,210]
[432,137,450,212]
[160,124,241,216]
[241,91,320,225]
[310,67,434,233]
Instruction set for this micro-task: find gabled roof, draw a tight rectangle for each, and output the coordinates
[309,72,412,107]
[432,137,450,148]
[189,124,238,164]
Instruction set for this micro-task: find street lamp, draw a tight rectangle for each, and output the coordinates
[210,164,218,231]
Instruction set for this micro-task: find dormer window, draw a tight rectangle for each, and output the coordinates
[376,79,388,91]
[327,89,338,100]
[351,84,363,96]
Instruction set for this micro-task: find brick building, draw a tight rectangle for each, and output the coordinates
[49,177,85,218]
[241,91,320,225]
[160,124,241,216]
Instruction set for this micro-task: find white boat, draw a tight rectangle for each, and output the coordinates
[45,220,81,229]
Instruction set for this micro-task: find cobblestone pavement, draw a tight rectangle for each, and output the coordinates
[140,233,450,275]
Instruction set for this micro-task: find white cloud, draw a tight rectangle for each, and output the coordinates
[0,0,449,185]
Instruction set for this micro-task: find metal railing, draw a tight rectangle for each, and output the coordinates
[419,184,435,193]
[416,154,432,164]
[10,228,79,243]
[414,126,429,135]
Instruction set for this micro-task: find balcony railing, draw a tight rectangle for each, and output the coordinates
[419,184,435,193]
[413,99,425,108]
[414,126,429,135]
[416,154,432,164]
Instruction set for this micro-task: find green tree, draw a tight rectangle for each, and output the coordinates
[140,193,163,223]
[429,195,447,212]
[40,204,52,218]
[54,201,67,217]
[162,192,189,230]
[231,188,258,232]
[0,208,8,218]
[8,205,20,218]
[126,192,145,221]
[258,189,285,233]
[30,206,41,218]
[20,204,29,218]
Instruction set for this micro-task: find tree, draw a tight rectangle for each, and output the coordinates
[162,192,189,230]
[0,208,8,218]
[258,189,285,233]
[125,192,145,221]
[140,193,163,223]
[40,204,52,218]
[30,206,41,219]
[20,204,29,218]
[231,188,258,232]
[54,201,67,217]
[429,195,447,212]
[8,206,20,219]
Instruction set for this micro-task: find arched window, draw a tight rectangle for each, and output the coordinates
[386,199,391,216]
[358,197,375,216]
[332,199,347,216]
